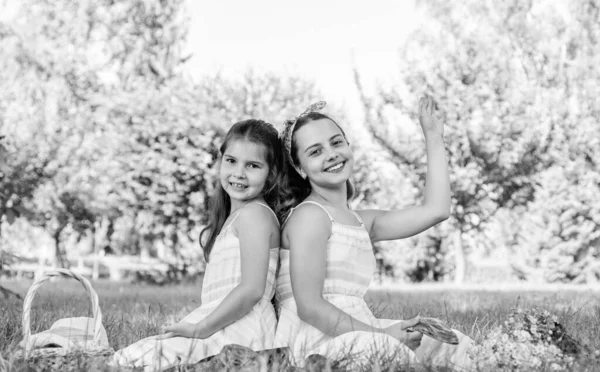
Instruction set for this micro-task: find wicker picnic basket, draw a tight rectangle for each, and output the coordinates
[15,268,114,369]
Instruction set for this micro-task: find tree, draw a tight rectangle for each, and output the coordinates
[354,0,584,282]
[512,0,600,283]
[515,164,600,283]
[0,135,37,298]
[0,0,191,264]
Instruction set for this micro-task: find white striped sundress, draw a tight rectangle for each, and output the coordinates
[273,201,473,370]
[112,202,279,371]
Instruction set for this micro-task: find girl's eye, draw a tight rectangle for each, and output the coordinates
[247,164,259,169]
[333,140,344,146]
[310,149,322,156]
[225,158,235,164]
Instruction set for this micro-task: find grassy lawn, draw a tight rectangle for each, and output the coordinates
[1,279,599,371]
[367,287,600,346]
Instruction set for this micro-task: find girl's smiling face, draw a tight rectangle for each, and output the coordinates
[293,118,354,188]
[219,139,270,208]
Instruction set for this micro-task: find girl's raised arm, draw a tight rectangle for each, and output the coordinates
[358,96,451,243]
[288,204,387,336]
[160,203,276,339]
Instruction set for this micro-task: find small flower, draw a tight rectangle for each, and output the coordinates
[513,330,532,342]
[468,308,582,371]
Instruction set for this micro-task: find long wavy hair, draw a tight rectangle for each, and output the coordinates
[279,112,355,221]
[200,119,284,262]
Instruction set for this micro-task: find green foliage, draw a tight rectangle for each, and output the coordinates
[0,0,191,263]
[355,0,600,283]
[515,165,600,283]
[403,227,453,282]
[499,0,600,283]
[0,137,45,226]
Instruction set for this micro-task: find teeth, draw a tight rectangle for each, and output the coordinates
[326,163,344,172]
[231,182,247,188]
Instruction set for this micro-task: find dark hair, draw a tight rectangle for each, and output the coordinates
[200,119,284,262]
[280,112,355,220]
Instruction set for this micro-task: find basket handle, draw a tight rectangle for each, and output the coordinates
[22,269,104,351]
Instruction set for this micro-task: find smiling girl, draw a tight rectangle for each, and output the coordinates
[273,98,473,369]
[113,119,283,371]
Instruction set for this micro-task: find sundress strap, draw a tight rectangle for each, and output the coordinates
[285,200,366,227]
[221,211,241,233]
[223,201,279,233]
[293,200,335,223]
[250,201,280,227]
[350,211,365,227]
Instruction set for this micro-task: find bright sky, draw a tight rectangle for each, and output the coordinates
[184,0,420,120]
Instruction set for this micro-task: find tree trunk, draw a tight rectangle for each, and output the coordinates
[53,226,69,268]
[140,236,151,262]
[453,230,467,284]
[92,217,110,280]
[91,226,99,280]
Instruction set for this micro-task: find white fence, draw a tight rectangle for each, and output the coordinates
[5,255,188,281]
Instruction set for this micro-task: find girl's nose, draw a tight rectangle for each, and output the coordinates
[325,148,339,161]
[233,165,246,178]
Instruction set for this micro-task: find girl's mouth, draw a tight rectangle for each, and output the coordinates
[230,182,248,189]
[324,161,345,173]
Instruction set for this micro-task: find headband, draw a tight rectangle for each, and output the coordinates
[281,101,327,172]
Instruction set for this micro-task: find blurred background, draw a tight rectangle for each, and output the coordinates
[1,0,599,287]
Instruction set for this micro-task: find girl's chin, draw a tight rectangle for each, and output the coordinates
[314,173,352,186]
[323,167,352,178]
[226,189,261,202]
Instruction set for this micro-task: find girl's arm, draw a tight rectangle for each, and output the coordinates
[359,96,450,243]
[288,204,386,336]
[161,204,276,339]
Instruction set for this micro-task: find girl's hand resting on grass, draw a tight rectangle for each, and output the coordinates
[155,320,197,340]
[383,316,423,350]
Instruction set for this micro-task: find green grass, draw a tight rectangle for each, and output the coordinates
[367,288,600,347]
[1,279,599,371]
[1,280,205,352]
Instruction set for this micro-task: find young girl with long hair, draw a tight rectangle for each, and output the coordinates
[113,119,283,371]
[273,98,473,369]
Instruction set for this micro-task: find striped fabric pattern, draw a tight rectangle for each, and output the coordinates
[275,222,375,305]
[201,222,278,306]
[113,203,279,371]
[273,201,473,369]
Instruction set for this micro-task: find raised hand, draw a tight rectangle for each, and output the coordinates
[418,96,443,138]
[383,316,423,350]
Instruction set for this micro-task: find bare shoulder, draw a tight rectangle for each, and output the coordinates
[237,203,278,231]
[283,202,331,238]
